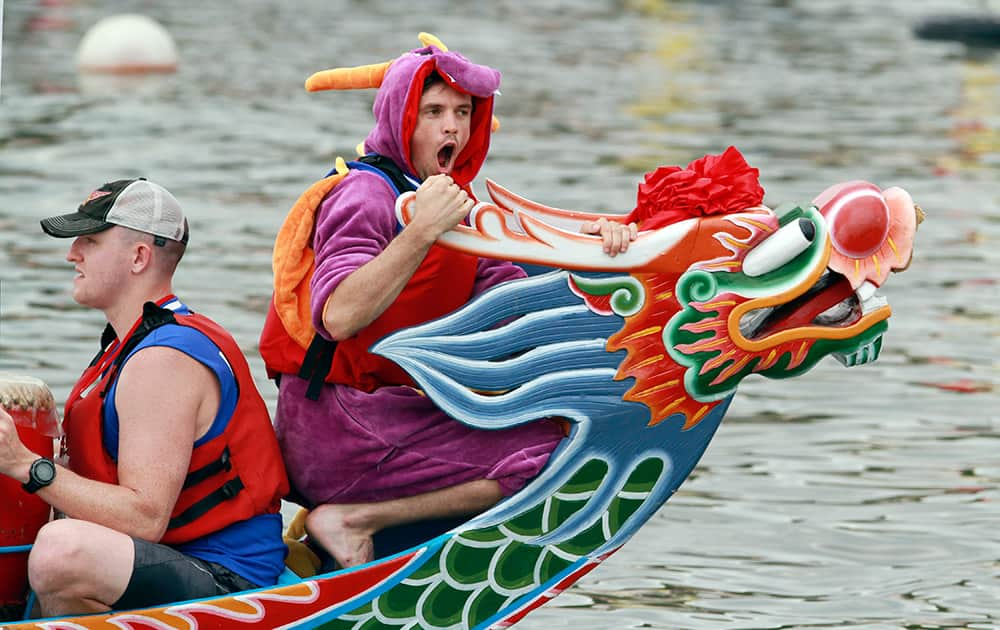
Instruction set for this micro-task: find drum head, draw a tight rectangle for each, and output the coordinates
[0,373,60,437]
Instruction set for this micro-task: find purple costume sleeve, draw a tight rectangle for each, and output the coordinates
[473,257,526,296]
[310,171,527,338]
[309,170,399,341]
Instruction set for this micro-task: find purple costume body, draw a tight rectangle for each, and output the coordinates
[275,46,564,507]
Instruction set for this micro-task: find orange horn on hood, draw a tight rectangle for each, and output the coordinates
[305,32,445,92]
[303,33,501,130]
[304,61,392,92]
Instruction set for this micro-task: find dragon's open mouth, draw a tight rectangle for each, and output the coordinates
[739,270,886,340]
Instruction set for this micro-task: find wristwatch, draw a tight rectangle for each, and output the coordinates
[23,457,56,494]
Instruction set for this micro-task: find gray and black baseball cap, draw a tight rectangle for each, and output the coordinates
[41,178,189,245]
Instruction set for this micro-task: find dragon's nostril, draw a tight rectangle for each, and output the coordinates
[798,217,816,241]
[742,218,815,277]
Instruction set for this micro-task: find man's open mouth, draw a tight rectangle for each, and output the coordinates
[437,143,456,169]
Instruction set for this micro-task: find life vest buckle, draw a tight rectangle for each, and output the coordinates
[220,478,241,499]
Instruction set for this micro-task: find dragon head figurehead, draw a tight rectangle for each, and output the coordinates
[393,162,920,432]
[616,180,920,427]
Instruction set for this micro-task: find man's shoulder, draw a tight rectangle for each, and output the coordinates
[116,342,213,388]
[316,168,402,233]
[127,320,228,372]
[144,318,217,347]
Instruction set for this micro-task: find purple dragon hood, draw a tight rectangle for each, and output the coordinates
[363,46,500,187]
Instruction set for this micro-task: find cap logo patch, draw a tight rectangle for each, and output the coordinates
[86,190,112,202]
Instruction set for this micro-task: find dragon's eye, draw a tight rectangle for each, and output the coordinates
[743,218,815,277]
[819,183,890,259]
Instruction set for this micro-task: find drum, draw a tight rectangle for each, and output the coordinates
[0,374,58,609]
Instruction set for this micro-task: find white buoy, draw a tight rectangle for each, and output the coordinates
[76,14,178,74]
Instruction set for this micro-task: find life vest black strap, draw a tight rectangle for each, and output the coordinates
[167,476,245,531]
[182,446,232,490]
[298,334,336,401]
[352,154,418,194]
[90,324,118,367]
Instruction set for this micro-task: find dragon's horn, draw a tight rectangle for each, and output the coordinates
[305,33,448,93]
[418,32,449,51]
[304,33,501,131]
[305,61,393,92]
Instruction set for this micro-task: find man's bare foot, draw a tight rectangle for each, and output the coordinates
[304,504,375,568]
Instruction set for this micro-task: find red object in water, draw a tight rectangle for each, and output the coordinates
[0,416,53,607]
[919,378,994,394]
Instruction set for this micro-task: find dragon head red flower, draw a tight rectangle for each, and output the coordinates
[628,146,765,230]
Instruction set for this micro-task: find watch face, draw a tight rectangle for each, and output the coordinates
[33,458,56,483]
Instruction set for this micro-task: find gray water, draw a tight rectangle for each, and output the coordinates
[1,1,998,628]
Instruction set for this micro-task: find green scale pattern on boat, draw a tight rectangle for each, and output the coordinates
[320,457,666,629]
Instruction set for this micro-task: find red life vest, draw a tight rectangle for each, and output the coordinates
[259,159,480,397]
[62,300,289,545]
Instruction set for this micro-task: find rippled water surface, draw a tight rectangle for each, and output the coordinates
[2,1,998,628]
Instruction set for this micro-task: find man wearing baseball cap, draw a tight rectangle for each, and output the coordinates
[0,178,289,616]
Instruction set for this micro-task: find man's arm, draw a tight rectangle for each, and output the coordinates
[321,177,639,340]
[321,174,474,340]
[0,347,217,542]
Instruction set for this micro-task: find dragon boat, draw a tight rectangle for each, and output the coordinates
[0,176,919,629]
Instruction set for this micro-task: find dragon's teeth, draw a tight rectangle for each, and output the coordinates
[856,281,888,315]
[857,281,877,302]
[860,293,888,315]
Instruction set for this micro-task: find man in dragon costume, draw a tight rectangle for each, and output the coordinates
[260,34,637,569]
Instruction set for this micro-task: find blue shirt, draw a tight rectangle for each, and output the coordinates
[104,299,287,587]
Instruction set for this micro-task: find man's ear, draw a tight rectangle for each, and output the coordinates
[131,241,154,274]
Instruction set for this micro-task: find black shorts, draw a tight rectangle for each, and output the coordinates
[112,538,259,611]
